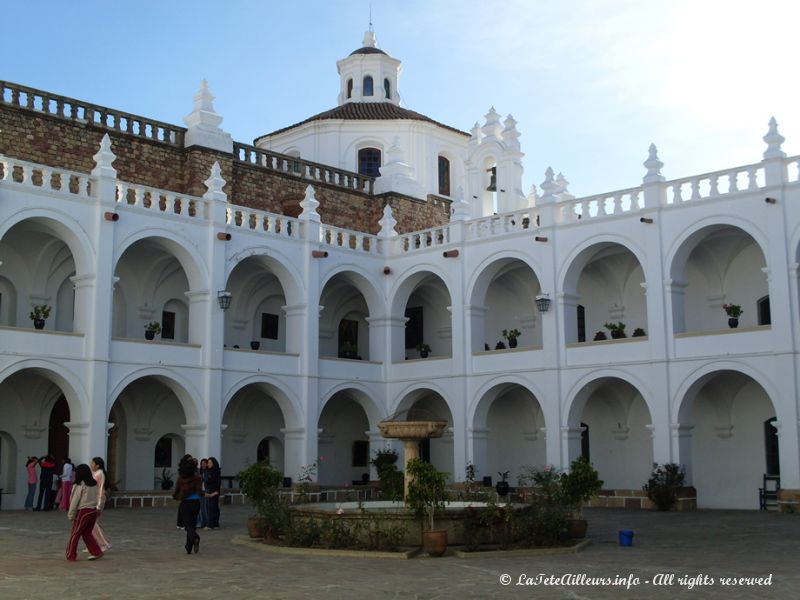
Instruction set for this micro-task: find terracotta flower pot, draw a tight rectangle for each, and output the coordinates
[247,516,266,538]
[568,518,588,539]
[422,530,448,557]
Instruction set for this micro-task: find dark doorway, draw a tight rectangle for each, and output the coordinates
[48,396,70,461]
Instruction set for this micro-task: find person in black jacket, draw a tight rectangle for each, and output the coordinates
[173,457,202,554]
[204,457,222,529]
[35,455,56,511]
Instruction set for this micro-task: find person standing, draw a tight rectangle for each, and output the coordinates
[198,458,209,529]
[24,457,38,510]
[59,458,74,511]
[65,464,103,561]
[89,457,111,552]
[205,457,222,529]
[35,455,56,511]
[172,457,202,554]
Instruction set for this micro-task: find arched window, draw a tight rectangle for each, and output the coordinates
[438,156,450,196]
[357,147,381,177]
[346,78,353,99]
[580,422,590,461]
[384,78,391,99]
[764,417,779,475]
[757,295,771,325]
[577,305,586,342]
[363,75,374,97]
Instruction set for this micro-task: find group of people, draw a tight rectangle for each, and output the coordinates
[25,455,75,511]
[64,457,111,561]
[172,455,222,555]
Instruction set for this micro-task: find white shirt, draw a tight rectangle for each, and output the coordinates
[61,462,73,482]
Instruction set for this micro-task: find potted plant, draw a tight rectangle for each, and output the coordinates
[371,448,403,501]
[236,462,287,538]
[495,341,507,350]
[157,467,174,490]
[643,462,686,511]
[416,343,431,358]
[250,340,261,350]
[593,331,607,341]
[723,303,742,328]
[632,327,646,337]
[495,470,510,497]
[29,304,51,330]
[340,341,358,359]
[144,321,161,340]
[604,322,626,339]
[561,457,603,538]
[406,458,449,557]
[502,328,521,348]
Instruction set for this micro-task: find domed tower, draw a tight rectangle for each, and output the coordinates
[336,30,402,106]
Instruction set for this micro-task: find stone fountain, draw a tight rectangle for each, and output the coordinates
[377,417,448,499]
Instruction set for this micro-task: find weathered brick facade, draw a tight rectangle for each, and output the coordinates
[0,84,450,234]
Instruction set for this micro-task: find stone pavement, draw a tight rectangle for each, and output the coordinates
[0,504,797,599]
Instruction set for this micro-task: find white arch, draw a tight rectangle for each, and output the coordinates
[222,374,303,430]
[107,367,204,425]
[226,246,305,307]
[389,262,454,318]
[468,376,547,431]
[320,264,385,318]
[390,381,454,421]
[563,368,655,427]
[0,359,89,423]
[558,233,647,294]
[114,229,209,293]
[319,381,386,428]
[465,251,544,308]
[0,209,94,277]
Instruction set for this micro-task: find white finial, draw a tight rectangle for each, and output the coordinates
[363,30,377,47]
[643,143,665,183]
[299,185,320,221]
[763,117,786,159]
[469,122,482,145]
[91,134,117,178]
[184,80,233,153]
[203,161,227,202]
[502,114,521,150]
[378,203,398,238]
[555,172,574,201]
[481,107,503,141]
[527,184,539,206]
[450,186,471,221]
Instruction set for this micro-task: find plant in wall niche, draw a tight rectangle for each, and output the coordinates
[593,331,607,341]
[415,343,431,358]
[632,327,647,337]
[144,321,161,340]
[502,328,521,348]
[495,470,510,497]
[29,304,51,329]
[723,303,742,328]
[495,340,507,350]
[603,322,627,339]
[157,468,174,490]
[643,462,686,511]
[340,341,358,359]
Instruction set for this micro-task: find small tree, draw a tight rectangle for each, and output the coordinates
[237,462,288,536]
[406,458,448,532]
[561,457,603,518]
[643,462,686,511]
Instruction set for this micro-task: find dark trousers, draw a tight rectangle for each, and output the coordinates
[36,477,53,510]
[178,499,201,552]
[207,495,220,528]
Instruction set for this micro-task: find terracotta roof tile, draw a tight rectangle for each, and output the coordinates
[256,102,470,142]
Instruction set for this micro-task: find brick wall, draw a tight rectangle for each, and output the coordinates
[0,100,450,234]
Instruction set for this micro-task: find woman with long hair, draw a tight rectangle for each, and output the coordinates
[65,464,103,561]
[24,456,38,510]
[172,457,202,554]
[89,457,111,552]
[204,457,222,529]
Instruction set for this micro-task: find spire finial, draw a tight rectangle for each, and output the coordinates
[763,116,786,159]
[643,143,665,183]
[369,0,373,32]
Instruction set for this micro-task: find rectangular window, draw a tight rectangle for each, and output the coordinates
[405,306,423,349]
[352,440,369,467]
[161,311,175,340]
[438,156,450,196]
[261,313,279,340]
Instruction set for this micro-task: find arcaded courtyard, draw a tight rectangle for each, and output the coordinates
[0,505,796,599]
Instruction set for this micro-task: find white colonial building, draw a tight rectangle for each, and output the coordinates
[1,32,799,510]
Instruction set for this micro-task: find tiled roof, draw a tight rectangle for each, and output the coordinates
[349,46,387,56]
[256,102,470,141]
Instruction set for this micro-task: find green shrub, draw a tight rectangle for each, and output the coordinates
[644,462,686,511]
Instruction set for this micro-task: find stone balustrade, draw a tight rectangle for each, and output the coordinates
[227,205,299,238]
[1,81,185,146]
[399,224,451,253]
[0,155,92,197]
[466,207,538,238]
[116,182,208,221]
[319,224,378,253]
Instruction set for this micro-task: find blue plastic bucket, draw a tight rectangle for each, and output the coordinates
[618,530,634,546]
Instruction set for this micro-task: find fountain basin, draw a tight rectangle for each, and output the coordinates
[377,420,448,439]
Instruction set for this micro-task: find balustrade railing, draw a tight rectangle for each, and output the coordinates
[399,224,451,253]
[116,182,207,220]
[319,224,377,253]
[785,155,800,184]
[0,156,91,197]
[227,206,299,238]
[466,207,538,239]
[1,81,185,146]
[234,142,374,194]
[663,163,763,204]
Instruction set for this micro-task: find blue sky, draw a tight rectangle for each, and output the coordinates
[3,0,798,197]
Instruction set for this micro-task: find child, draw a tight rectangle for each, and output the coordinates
[65,464,103,561]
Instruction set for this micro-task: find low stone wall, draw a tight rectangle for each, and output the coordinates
[777,488,800,513]
[587,487,697,511]
[106,491,246,509]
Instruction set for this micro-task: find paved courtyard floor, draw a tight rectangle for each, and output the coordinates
[0,504,797,599]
